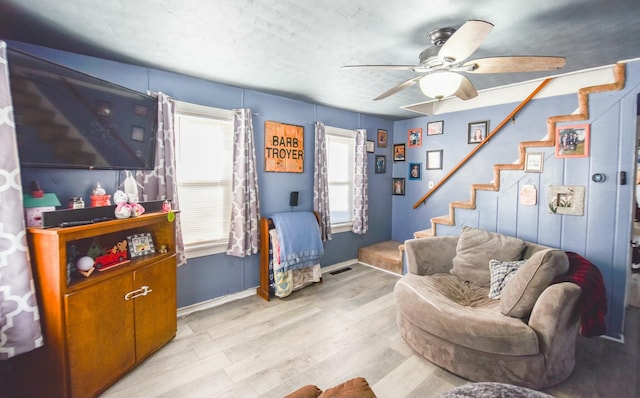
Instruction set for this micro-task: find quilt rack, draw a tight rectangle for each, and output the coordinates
[257,211,321,301]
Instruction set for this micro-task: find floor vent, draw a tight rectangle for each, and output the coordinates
[329,267,352,275]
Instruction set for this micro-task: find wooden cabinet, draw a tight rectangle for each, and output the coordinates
[8,213,177,398]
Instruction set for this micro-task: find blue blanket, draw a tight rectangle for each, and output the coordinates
[271,212,324,271]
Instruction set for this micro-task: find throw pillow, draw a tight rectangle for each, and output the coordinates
[500,249,569,318]
[451,227,526,287]
[488,259,525,299]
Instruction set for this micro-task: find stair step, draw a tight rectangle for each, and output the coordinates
[413,229,433,238]
[431,215,453,225]
[358,241,402,275]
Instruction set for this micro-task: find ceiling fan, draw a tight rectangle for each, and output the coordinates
[342,20,566,101]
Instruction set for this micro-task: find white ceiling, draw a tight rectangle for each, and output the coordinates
[1,0,639,120]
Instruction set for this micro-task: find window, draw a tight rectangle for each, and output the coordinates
[326,126,355,232]
[174,102,233,258]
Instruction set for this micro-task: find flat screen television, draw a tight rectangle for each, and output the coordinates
[7,48,158,170]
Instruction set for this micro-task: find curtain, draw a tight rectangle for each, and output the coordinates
[226,108,261,257]
[352,129,368,234]
[135,92,185,266]
[0,41,43,359]
[313,122,332,241]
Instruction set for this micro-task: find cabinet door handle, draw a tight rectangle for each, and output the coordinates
[124,285,153,300]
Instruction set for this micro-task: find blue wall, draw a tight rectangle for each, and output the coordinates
[9,39,640,340]
[390,62,640,339]
[8,41,393,308]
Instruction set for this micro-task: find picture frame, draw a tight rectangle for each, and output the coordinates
[366,140,375,153]
[555,124,590,158]
[408,128,422,147]
[426,149,443,170]
[133,104,148,116]
[393,143,406,162]
[131,125,145,142]
[524,152,544,173]
[427,120,444,136]
[468,120,489,144]
[377,129,388,148]
[392,178,405,195]
[375,155,386,174]
[547,185,585,216]
[409,162,422,180]
[127,233,156,258]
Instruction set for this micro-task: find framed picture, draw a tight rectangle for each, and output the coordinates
[468,121,489,144]
[131,126,145,142]
[427,120,444,136]
[375,155,386,174]
[408,128,422,147]
[409,162,422,180]
[393,143,406,162]
[556,124,590,158]
[426,149,443,170]
[524,152,544,172]
[133,104,148,116]
[393,178,405,195]
[547,185,585,216]
[377,129,388,148]
[366,140,375,153]
[127,233,155,258]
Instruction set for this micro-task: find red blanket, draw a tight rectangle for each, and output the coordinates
[552,252,607,337]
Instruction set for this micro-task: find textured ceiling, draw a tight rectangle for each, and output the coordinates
[0,0,639,120]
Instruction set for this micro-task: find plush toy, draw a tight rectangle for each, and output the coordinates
[113,189,145,219]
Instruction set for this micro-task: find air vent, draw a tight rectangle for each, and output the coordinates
[329,267,352,275]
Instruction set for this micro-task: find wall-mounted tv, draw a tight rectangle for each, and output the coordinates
[7,48,158,170]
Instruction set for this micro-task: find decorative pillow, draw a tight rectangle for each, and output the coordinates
[488,259,525,299]
[451,227,526,287]
[500,249,569,318]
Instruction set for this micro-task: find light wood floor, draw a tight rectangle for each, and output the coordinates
[101,263,639,398]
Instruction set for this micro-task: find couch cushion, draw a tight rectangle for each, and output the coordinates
[488,259,525,299]
[451,227,526,287]
[394,273,539,356]
[500,249,569,318]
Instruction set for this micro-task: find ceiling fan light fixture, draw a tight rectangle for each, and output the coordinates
[419,71,462,99]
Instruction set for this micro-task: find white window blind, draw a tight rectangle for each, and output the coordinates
[174,102,233,258]
[326,126,355,228]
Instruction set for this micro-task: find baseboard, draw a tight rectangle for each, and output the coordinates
[176,259,360,317]
[177,288,256,317]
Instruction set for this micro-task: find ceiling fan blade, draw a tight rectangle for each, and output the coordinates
[438,20,493,63]
[374,76,422,100]
[454,75,478,100]
[461,56,566,73]
[341,64,417,71]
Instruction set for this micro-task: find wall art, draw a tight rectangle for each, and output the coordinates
[547,185,585,216]
[427,120,444,136]
[556,124,590,158]
[468,120,488,144]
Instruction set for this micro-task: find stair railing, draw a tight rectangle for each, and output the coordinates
[412,78,553,209]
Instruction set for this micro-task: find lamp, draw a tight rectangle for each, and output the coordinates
[419,71,463,100]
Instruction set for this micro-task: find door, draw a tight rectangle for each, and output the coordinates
[133,255,177,360]
[65,272,135,398]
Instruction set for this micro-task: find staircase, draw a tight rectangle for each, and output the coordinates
[415,63,626,238]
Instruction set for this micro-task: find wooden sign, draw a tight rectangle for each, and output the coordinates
[264,121,304,173]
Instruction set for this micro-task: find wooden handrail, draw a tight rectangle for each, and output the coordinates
[412,78,553,209]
